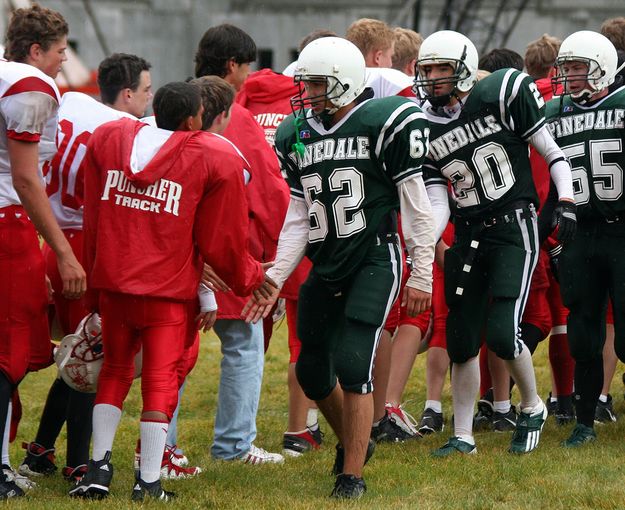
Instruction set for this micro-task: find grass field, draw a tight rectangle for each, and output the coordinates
[9,320,625,509]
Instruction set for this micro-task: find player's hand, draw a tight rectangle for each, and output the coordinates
[552,199,577,243]
[401,286,431,317]
[202,264,230,292]
[242,285,280,324]
[196,310,217,332]
[57,252,86,300]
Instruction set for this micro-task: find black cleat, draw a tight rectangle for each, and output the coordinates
[595,394,617,423]
[131,477,175,502]
[418,408,444,434]
[330,474,366,499]
[492,407,517,432]
[18,441,57,477]
[371,412,420,443]
[0,473,24,500]
[332,440,375,476]
[68,451,113,499]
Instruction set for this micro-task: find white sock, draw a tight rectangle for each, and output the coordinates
[457,434,475,446]
[451,357,479,439]
[92,404,122,461]
[505,347,540,412]
[306,409,318,429]
[599,394,608,403]
[2,401,11,466]
[140,420,168,484]
[425,400,442,414]
[493,400,511,414]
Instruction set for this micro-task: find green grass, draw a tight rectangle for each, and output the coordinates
[11,321,625,509]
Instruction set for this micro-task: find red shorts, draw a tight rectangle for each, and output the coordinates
[96,291,188,418]
[428,262,448,349]
[43,229,89,334]
[521,255,552,339]
[286,299,301,363]
[0,206,52,384]
[384,263,430,336]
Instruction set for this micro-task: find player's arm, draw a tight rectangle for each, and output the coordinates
[528,126,576,242]
[196,283,217,332]
[398,175,435,316]
[9,138,86,299]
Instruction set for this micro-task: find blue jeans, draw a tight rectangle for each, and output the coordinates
[211,319,264,459]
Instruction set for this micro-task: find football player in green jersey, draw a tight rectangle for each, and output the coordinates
[414,30,577,456]
[243,36,436,498]
[546,30,625,447]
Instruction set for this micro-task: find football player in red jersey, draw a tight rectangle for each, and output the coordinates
[70,81,268,501]
[0,5,85,498]
[20,53,153,484]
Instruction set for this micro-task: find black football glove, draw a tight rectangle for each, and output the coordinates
[552,200,577,243]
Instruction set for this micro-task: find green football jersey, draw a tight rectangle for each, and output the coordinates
[274,96,429,283]
[422,68,545,219]
[545,85,625,221]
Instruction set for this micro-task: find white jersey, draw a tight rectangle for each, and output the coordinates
[365,67,415,99]
[45,92,135,229]
[0,60,60,208]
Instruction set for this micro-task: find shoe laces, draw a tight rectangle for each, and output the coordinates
[386,402,419,434]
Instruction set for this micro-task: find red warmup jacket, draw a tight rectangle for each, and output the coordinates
[82,118,264,302]
[236,69,312,301]
[216,100,290,318]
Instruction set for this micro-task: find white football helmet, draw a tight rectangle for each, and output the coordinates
[553,31,618,103]
[291,37,366,114]
[414,30,479,105]
[55,313,103,393]
[55,313,142,393]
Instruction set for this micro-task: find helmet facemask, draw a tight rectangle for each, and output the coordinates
[290,74,352,119]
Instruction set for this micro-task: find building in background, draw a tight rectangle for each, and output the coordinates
[1,0,622,94]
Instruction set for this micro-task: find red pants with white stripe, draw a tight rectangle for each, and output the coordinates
[96,291,188,418]
[0,206,52,384]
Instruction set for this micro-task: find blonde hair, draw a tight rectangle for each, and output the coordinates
[392,27,423,73]
[346,18,394,58]
[524,34,561,80]
[601,17,625,52]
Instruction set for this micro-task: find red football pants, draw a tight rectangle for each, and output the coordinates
[96,292,188,418]
[0,206,52,384]
[43,229,89,334]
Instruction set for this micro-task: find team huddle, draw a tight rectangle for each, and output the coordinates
[1,1,625,502]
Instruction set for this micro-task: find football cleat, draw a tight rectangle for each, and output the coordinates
[431,437,477,457]
[160,452,201,480]
[371,411,420,443]
[418,408,444,435]
[18,441,57,477]
[555,398,576,426]
[385,403,419,435]
[2,465,36,491]
[330,474,366,499]
[595,394,617,423]
[509,400,548,454]
[562,423,597,448]
[492,407,517,432]
[165,445,189,467]
[0,473,24,500]
[283,428,322,457]
[131,477,175,502]
[473,391,494,431]
[62,464,88,483]
[332,440,375,476]
[546,393,558,416]
[238,444,284,465]
[68,451,113,499]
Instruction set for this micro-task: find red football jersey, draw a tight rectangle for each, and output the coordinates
[83,118,263,301]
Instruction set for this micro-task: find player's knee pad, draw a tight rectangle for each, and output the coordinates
[295,350,335,401]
